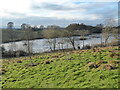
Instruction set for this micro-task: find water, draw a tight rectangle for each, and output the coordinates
[0,34,116,53]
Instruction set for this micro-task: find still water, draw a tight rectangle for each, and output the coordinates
[0,34,115,53]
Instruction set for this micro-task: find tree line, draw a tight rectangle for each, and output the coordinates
[7,22,103,33]
[1,18,119,58]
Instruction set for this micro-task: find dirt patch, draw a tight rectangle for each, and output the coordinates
[87,62,99,69]
[51,55,59,58]
[25,63,40,67]
[44,60,51,64]
[87,61,118,70]
[109,52,119,58]
[50,60,54,62]
[110,53,115,58]
[96,60,107,65]
[98,64,117,70]
[109,60,120,64]
[0,69,6,74]
[17,60,22,63]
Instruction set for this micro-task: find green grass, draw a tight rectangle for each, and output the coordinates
[1,46,120,88]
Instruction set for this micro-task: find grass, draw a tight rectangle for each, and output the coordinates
[1,46,120,88]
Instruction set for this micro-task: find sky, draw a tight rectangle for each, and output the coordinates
[0,0,119,28]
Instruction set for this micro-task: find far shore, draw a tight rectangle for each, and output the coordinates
[1,33,101,44]
[2,37,44,44]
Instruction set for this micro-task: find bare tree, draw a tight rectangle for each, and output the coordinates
[96,24,104,47]
[102,18,115,46]
[42,27,60,51]
[78,30,89,49]
[62,30,77,50]
[23,24,33,59]
[7,30,18,57]
[7,22,16,54]
[110,28,119,46]
[112,28,119,40]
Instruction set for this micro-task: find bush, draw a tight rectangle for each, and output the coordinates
[83,45,91,49]
[0,46,5,54]
[15,50,28,57]
[2,50,28,58]
[92,41,119,48]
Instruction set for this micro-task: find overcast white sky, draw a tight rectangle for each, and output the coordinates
[0,0,119,28]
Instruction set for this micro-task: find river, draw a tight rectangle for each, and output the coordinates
[0,33,116,53]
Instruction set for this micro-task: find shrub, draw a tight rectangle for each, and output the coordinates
[2,50,28,58]
[83,45,91,49]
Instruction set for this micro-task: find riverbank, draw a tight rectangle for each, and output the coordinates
[2,37,44,44]
[1,39,119,59]
[1,29,44,43]
[1,46,119,88]
[1,29,102,43]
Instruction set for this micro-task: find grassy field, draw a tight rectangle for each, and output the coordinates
[1,46,120,88]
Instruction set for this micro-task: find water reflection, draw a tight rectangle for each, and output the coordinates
[0,34,115,53]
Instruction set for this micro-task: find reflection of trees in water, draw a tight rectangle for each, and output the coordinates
[2,34,116,54]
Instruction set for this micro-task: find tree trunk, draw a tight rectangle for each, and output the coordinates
[27,39,32,59]
[83,40,84,49]
[53,38,56,51]
[83,35,85,49]
[69,37,76,50]
[50,47,53,52]
[104,36,109,46]
[71,41,75,50]
[101,35,103,47]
